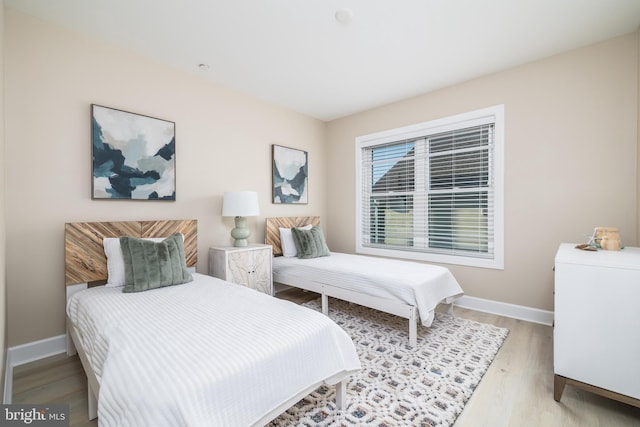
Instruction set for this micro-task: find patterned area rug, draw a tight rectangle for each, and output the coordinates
[269,298,509,427]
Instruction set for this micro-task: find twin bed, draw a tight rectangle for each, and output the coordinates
[265,216,464,347]
[64,220,360,426]
[65,217,464,425]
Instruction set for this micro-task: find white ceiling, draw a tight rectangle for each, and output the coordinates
[6,0,640,121]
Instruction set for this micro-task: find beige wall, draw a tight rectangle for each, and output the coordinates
[4,8,639,346]
[638,29,640,245]
[1,0,8,388]
[327,32,639,312]
[4,9,327,346]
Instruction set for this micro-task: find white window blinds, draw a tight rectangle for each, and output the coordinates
[356,106,504,269]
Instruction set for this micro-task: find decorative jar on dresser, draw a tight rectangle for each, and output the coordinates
[554,243,640,407]
[208,244,273,295]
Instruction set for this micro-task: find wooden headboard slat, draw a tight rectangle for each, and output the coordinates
[65,219,197,285]
[265,216,321,256]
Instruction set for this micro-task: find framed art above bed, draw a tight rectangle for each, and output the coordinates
[91,105,176,201]
[272,144,308,204]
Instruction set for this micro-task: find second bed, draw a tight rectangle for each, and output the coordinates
[266,217,464,347]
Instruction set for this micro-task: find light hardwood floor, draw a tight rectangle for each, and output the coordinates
[12,289,640,426]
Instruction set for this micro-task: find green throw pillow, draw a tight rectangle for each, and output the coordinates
[120,233,192,293]
[291,225,330,259]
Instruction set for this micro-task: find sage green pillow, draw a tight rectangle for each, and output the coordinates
[120,233,192,293]
[291,225,330,259]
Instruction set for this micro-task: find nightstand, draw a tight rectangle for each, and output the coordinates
[208,244,273,295]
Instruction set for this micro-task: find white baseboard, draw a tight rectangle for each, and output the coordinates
[8,334,67,367]
[3,353,13,404]
[3,334,67,404]
[454,295,554,326]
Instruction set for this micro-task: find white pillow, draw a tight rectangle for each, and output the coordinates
[103,235,181,287]
[279,225,312,257]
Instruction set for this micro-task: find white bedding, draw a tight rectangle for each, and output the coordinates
[67,273,361,427]
[273,252,464,327]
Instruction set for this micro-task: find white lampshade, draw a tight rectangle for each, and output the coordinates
[222,191,260,217]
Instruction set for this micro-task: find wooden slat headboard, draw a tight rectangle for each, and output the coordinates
[65,219,197,285]
[265,216,321,256]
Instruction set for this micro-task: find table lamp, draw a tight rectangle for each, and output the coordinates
[222,191,260,247]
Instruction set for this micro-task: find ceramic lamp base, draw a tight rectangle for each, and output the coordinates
[231,216,250,247]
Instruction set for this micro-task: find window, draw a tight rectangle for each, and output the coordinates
[356,105,504,269]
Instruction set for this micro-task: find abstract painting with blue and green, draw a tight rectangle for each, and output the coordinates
[92,104,176,200]
[272,144,308,204]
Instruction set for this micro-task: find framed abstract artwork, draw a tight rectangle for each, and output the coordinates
[272,144,308,204]
[92,104,176,200]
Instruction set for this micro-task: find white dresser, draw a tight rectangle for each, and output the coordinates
[208,244,273,295]
[554,243,640,406]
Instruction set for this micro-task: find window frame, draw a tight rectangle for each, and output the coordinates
[355,105,504,270]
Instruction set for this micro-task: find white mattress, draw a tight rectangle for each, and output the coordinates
[273,253,464,326]
[67,273,361,427]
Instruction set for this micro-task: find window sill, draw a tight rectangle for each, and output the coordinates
[356,246,504,270]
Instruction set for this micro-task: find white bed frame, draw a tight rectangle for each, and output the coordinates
[266,216,455,348]
[64,220,347,424]
[66,283,99,420]
[275,272,421,347]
